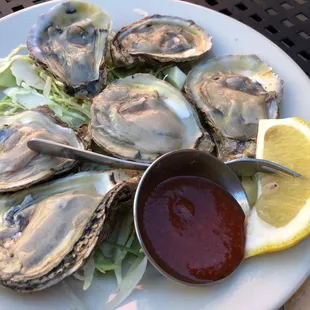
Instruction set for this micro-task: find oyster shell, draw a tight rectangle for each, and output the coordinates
[27,0,111,98]
[90,74,214,163]
[111,14,212,68]
[0,170,138,292]
[0,109,84,192]
[184,55,283,161]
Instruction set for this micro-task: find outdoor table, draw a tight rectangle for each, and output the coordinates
[0,0,309,308]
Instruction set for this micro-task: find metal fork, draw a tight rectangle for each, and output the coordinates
[27,138,301,178]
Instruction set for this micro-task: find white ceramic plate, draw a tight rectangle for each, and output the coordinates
[1,0,310,309]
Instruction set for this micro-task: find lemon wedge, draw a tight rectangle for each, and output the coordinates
[245,117,310,258]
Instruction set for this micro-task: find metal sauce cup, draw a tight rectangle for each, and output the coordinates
[134,149,249,286]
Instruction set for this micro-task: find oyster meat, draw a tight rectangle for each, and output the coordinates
[0,170,138,292]
[90,74,214,163]
[184,55,283,161]
[27,0,111,98]
[0,109,85,192]
[111,14,212,68]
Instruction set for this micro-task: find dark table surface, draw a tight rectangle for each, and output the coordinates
[185,0,310,76]
[0,0,309,309]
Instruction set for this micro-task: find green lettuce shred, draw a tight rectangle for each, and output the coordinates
[162,65,187,90]
[82,254,95,291]
[0,45,91,128]
[113,212,135,288]
[72,210,146,309]
[105,256,148,310]
[94,250,120,273]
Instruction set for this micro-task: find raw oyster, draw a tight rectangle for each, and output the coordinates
[0,109,85,192]
[90,74,214,163]
[27,0,111,98]
[111,15,212,68]
[184,55,283,161]
[0,170,138,292]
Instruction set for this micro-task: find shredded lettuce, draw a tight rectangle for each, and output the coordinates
[99,221,121,257]
[82,254,95,291]
[106,256,148,310]
[11,59,45,90]
[0,44,27,72]
[0,45,28,88]
[0,95,25,115]
[133,8,148,17]
[4,87,55,109]
[73,210,146,310]
[105,241,144,258]
[113,212,135,288]
[72,271,85,282]
[72,254,97,290]
[43,76,52,97]
[107,62,185,88]
[0,67,16,88]
[162,66,187,90]
[94,250,120,273]
[1,86,88,128]
[0,46,91,128]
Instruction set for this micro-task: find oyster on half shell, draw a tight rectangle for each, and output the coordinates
[90,74,214,163]
[0,109,85,192]
[27,0,111,98]
[111,14,212,68]
[184,55,283,161]
[0,170,138,292]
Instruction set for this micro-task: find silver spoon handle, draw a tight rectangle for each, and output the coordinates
[27,138,301,177]
[27,138,149,171]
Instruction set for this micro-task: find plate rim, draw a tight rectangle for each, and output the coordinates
[0,0,310,309]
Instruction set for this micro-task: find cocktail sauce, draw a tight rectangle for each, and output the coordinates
[141,176,245,284]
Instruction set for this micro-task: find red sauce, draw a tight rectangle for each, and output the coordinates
[140,176,245,284]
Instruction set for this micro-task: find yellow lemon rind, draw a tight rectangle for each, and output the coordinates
[245,227,310,258]
[245,198,310,258]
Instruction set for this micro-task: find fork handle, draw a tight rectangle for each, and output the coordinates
[225,158,301,177]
